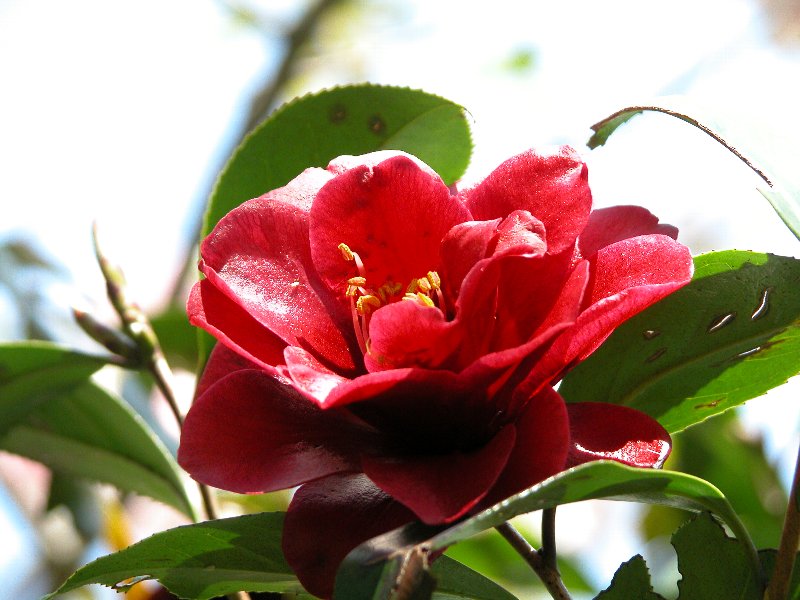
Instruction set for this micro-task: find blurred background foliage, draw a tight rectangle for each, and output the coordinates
[1,0,799,598]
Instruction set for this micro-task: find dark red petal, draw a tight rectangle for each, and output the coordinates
[566,402,671,468]
[178,370,376,493]
[362,425,516,524]
[578,205,679,259]
[188,279,287,375]
[491,210,547,258]
[462,147,591,255]
[282,473,415,599]
[199,167,358,374]
[310,154,471,292]
[483,386,569,505]
[364,301,459,371]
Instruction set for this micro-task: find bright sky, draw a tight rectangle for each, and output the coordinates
[1,0,799,597]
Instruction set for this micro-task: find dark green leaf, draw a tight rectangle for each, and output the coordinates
[673,512,765,599]
[0,342,107,435]
[149,306,199,369]
[203,84,473,238]
[1,381,194,517]
[587,100,800,242]
[594,555,666,600]
[559,251,800,433]
[44,513,312,600]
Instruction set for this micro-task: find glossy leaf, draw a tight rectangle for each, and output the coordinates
[1,381,194,517]
[559,251,800,433]
[673,512,765,599]
[0,341,107,435]
[44,513,311,600]
[337,461,759,599]
[594,555,665,600]
[203,84,473,238]
[587,99,800,241]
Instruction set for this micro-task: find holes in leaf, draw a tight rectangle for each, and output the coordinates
[645,347,667,363]
[642,329,661,340]
[751,287,772,321]
[329,103,348,124]
[707,312,736,333]
[113,575,151,590]
[368,114,386,134]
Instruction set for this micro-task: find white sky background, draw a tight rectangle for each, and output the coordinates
[1,0,800,597]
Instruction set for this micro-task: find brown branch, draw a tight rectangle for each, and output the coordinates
[765,441,800,600]
[168,0,345,305]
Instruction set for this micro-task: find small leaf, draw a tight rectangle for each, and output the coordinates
[1,381,194,517]
[673,512,765,599]
[587,99,800,242]
[203,84,473,238]
[594,555,666,600]
[0,341,107,435]
[559,251,800,433]
[44,513,312,600]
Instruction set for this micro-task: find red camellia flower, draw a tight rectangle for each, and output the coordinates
[178,147,693,598]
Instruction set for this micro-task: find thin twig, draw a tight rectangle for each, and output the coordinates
[496,521,572,600]
[765,441,800,600]
[168,0,344,305]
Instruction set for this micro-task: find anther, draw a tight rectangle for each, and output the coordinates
[426,271,441,290]
[338,243,354,261]
[356,295,381,315]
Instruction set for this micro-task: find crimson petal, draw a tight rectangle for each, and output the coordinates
[310,154,471,292]
[282,473,415,599]
[362,425,516,524]
[566,402,671,468]
[462,147,591,255]
[199,167,358,374]
[178,370,376,493]
[578,205,679,259]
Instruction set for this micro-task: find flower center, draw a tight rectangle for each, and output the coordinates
[338,242,444,355]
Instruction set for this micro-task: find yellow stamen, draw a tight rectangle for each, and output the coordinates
[416,277,432,293]
[356,294,381,315]
[338,243,354,261]
[426,271,441,290]
[348,276,367,286]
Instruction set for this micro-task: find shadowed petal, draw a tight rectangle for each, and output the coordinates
[282,473,415,599]
[462,147,591,254]
[283,346,349,406]
[178,370,377,493]
[362,425,516,524]
[567,402,671,468]
[483,386,569,505]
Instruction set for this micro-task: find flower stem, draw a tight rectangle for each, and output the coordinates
[92,225,218,522]
[496,521,572,600]
[765,441,800,600]
[541,508,558,571]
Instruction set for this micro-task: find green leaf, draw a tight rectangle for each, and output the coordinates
[594,555,666,600]
[203,84,473,239]
[149,306,199,369]
[0,341,107,435]
[336,461,759,599]
[673,512,764,599]
[559,251,800,433]
[587,99,800,242]
[44,513,312,600]
[1,381,194,518]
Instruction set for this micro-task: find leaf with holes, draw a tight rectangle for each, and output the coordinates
[203,84,473,238]
[0,342,107,436]
[559,251,800,433]
[1,381,194,517]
